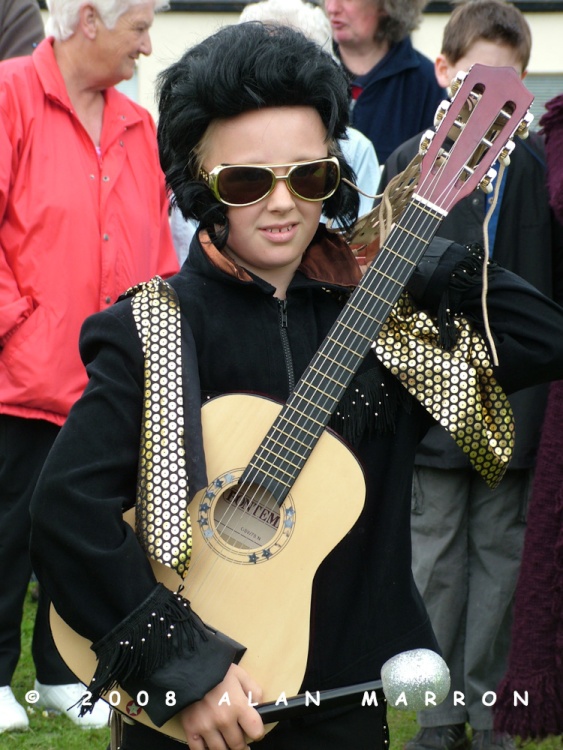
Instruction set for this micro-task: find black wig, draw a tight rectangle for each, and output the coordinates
[157,22,360,247]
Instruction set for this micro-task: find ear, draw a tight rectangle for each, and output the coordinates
[434,54,454,89]
[79,3,98,40]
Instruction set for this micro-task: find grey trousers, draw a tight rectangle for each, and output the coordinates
[410,466,530,730]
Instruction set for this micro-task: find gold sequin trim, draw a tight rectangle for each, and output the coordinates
[374,295,514,488]
[127,277,192,577]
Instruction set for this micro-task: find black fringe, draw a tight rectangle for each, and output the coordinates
[330,366,412,446]
[436,243,491,350]
[80,583,207,716]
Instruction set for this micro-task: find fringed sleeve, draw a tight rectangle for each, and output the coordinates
[82,583,240,727]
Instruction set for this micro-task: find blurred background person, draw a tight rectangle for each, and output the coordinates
[0,0,44,59]
[379,3,563,750]
[541,92,563,226]
[324,0,445,163]
[0,0,178,733]
[494,91,563,741]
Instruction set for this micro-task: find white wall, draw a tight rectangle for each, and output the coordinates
[137,9,563,119]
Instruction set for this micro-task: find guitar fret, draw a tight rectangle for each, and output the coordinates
[258,450,302,471]
[310,366,347,388]
[384,246,418,265]
[263,437,305,460]
[291,394,332,414]
[246,464,292,488]
[298,379,339,401]
[272,426,316,447]
[369,269,402,286]
[327,337,363,358]
[248,457,296,479]
[361,287,393,305]
[337,322,375,341]
[285,404,326,425]
[392,223,429,244]
[347,304,383,324]
[316,353,355,373]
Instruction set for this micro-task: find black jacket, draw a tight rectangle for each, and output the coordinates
[30,226,563,730]
[380,132,563,469]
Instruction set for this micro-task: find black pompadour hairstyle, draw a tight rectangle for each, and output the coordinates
[157,21,360,247]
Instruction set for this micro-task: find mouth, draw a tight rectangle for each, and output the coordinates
[264,225,296,234]
[259,223,299,242]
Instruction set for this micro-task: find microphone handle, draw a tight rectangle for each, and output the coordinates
[256,679,384,722]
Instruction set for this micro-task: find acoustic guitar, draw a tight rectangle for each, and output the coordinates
[50,65,533,742]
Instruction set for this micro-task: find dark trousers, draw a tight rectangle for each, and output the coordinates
[0,414,75,685]
[117,701,389,749]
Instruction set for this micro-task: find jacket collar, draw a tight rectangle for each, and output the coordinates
[187,224,361,293]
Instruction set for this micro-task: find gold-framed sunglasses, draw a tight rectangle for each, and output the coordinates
[200,157,341,207]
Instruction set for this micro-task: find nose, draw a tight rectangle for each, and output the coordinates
[266,177,296,212]
[324,0,339,15]
[140,29,152,57]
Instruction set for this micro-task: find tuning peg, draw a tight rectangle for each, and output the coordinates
[418,130,435,155]
[516,112,534,140]
[434,101,451,128]
[498,140,515,167]
[479,167,498,194]
[448,71,468,98]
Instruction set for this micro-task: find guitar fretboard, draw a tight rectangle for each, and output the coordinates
[241,197,445,503]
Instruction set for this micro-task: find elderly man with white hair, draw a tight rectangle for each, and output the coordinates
[0,0,178,733]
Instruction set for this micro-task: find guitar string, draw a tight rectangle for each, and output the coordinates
[180,91,510,600]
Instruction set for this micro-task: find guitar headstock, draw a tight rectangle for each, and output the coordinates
[416,63,534,212]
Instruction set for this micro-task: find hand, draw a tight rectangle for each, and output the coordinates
[180,663,265,750]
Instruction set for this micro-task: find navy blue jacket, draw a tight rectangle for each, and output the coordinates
[345,37,446,164]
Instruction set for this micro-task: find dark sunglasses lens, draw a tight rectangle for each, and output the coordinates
[217,167,273,205]
[290,161,339,200]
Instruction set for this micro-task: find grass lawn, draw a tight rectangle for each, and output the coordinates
[3,587,562,749]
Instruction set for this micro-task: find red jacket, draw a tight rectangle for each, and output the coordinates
[0,38,179,425]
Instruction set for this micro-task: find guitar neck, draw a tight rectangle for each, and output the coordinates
[242,197,445,502]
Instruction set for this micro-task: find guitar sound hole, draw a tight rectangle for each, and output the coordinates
[213,483,281,551]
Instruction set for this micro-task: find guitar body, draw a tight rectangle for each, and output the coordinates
[51,393,366,742]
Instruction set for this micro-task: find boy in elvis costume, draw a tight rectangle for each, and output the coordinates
[30,22,563,750]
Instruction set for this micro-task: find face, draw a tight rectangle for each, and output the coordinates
[435,40,526,89]
[92,2,154,85]
[201,107,330,295]
[324,0,381,48]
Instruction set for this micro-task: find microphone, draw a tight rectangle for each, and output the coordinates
[256,648,450,722]
[380,647,451,711]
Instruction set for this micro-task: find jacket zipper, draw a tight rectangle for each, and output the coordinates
[278,299,295,394]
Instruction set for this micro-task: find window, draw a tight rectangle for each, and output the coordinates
[525,73,563,129]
